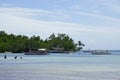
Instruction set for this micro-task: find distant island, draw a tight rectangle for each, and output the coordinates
[0,31,85,53]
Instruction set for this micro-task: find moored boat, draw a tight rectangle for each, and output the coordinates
[25,48,48,55]
[48,47,65,53]
[91,50,111,55]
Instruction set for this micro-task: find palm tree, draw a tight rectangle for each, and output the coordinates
[77,41,85,51]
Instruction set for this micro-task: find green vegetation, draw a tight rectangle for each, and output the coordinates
[0,31,84,53]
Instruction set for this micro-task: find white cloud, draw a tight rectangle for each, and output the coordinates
[105,4,120,13]
[0,12,92,35]
[1,6,120,24]
[0,7,70,20]
[71,4,81,10]
[0,3,12,7]
[75,11,120,23]
[0,7,51,17]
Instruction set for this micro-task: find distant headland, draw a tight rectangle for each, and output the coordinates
[0,31,85,53]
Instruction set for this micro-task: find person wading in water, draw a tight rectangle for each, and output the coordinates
[4,55,7,59]
[14,56,17,59]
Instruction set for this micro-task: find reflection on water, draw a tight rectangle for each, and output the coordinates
[0,53,120,80]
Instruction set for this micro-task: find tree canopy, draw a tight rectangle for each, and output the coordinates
[0,31,84,53]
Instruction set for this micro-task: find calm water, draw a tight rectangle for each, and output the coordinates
[0,50,120,80]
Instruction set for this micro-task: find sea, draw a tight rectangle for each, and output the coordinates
[0,50,120,80]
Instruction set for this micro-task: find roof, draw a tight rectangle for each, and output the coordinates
[38,48,46,51]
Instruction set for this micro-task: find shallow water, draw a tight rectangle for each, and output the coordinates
[0,53,120,80]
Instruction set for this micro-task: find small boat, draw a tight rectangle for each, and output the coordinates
[91,50,111,55]
[48,47,65,53]
[25,48,48,55]
[83,50,91,53]
[48,50,65,53]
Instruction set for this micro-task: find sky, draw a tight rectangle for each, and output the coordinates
[0,0,120,50]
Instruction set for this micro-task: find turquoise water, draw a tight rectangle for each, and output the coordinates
[0,51,120,80]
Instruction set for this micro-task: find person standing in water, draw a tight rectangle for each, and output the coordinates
[14,56,17,59]
[4,55,7,59]
[20,57,22,59]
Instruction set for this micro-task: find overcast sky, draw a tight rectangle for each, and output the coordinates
[0,0,120,50]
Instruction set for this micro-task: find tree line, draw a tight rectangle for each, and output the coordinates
[0,31,84,53]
